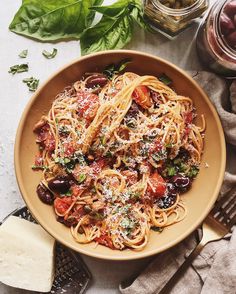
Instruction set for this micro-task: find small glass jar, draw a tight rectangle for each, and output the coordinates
[143,0,209,39]
[196,0,236,78]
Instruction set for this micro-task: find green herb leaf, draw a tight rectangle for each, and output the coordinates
[103,58,131,79]
[19,49,28,58]
[9,63,28,74]
[80,15,133,55]
[9,0,101,41]
[63,190,72,196]
[42,48,57,59]
[80,1,133,55]
[151,226,163,232]
[165,143,173,148]
[91,0,129,17]
[159,74,172,86]
[100,135,106,146]
[23,77,39,92]
[187,166,199,178]
[31,165,48,171]
[129,3,155,33]
[90,211,104,220]
[167,166,176,176]
[78,173,86,183]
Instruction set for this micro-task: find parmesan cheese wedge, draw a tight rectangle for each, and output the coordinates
[0,216,55,292]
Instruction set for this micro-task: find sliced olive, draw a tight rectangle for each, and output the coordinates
[85,74,108,89]
[171,174,191,192]
[36,183,54,205]
[48,176,70,194]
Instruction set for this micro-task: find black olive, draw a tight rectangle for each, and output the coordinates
[167,182,178,197]
[85,74,108,88]
[48,176,70,194]
[36,183,54,205]
[171,174,191,192]
[156,195,177,209]
[56,216,76,227]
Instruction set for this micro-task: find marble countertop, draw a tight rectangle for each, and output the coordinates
[0,0,215,293]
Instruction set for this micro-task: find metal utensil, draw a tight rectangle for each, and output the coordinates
[159,186,236,294]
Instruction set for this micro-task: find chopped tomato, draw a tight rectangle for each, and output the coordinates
[121,170,138,186]
[34,153,43,166]
[64,142,75,157]
[54,197,73,215]
[90,159,106,175]
[44,133,55,152]
[185,126,191,136]
[77,91,99,122]
[132,86,152,109]
[184,112,193,124]
[148,139,163,156]
[147,172,166,198]
[95,233,115,249]
[71,185,85,197]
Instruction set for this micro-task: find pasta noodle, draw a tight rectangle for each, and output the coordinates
[33,69,205,250]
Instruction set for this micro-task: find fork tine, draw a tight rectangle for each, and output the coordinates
[215,197,236,224]
[211,186,236,215]
[226,202,236,219]
[228,213,236,230]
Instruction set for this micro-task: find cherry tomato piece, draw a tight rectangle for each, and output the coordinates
[132,86,152,109]
[147,173,166,198]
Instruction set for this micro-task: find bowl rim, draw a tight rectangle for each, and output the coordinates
[14,50,226,260]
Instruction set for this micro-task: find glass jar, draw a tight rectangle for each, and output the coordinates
[143,0,209,39]
[196,0,236,78]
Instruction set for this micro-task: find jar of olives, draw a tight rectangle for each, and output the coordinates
[196,0,236,78]
[143,0,209,38]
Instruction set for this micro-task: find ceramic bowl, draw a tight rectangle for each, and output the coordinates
[14,50,226,260]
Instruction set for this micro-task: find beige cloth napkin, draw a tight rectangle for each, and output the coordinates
[120,72,236,294]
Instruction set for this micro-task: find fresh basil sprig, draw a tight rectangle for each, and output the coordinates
[9,0,104,41]
[80,0,153,55]
[9,0,153,54]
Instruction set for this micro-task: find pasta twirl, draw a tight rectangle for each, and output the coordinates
[33,70,205,250]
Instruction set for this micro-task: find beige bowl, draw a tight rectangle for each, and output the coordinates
[14,50,226,260]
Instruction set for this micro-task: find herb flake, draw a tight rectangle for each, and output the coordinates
[42,48,57,59]
[19,49,28,58]
[159,74,172,86]
[9,63,28,74]
[23,77,39,92]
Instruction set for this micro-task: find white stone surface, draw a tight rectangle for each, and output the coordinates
[0,0,215,293]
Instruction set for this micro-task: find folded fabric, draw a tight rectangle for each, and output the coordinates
[119,72,236,294]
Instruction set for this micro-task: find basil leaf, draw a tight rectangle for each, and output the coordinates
[8,64,29,74]
[42,48,57,59]
[80,13,133,55]
[151,226,163,232]
[130,6,155,33]
[19,49,28,58]
[91,0,129,17]
[9,0,100,41]
[23,77,39,91]
[159,74,172,86]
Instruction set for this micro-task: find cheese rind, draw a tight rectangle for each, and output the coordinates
[0,216,55,292]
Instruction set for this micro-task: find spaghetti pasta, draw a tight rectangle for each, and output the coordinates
[33,69,205,250]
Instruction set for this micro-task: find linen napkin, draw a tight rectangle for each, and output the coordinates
[120,71,236,294]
